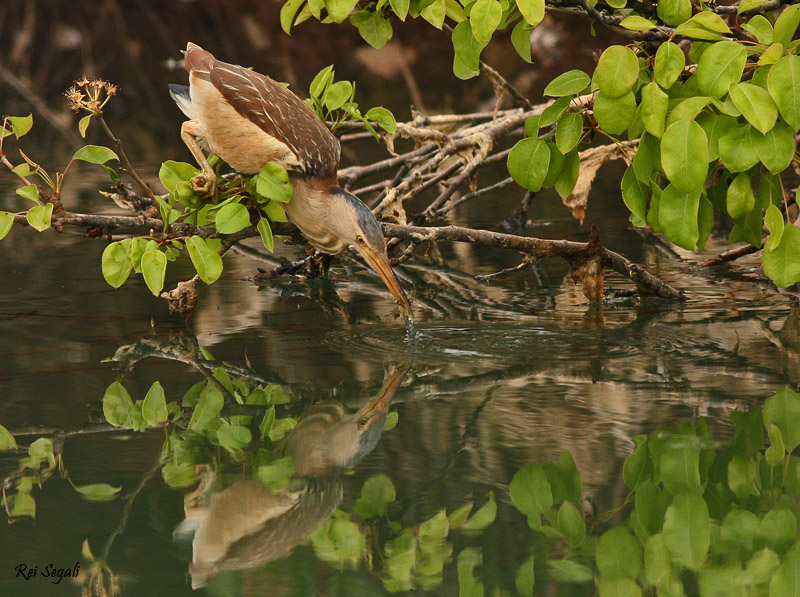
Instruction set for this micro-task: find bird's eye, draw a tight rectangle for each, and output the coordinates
[358,418,368,428]
[356,235,366,245]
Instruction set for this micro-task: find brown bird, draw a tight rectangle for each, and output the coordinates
[169,42,412,319]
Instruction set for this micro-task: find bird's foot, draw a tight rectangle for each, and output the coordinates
[190,173,217,201]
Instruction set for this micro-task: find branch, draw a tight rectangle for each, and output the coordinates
[381,222,685,300]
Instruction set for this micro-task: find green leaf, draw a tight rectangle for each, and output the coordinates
[657,0,691,25]
[256,456,295,492]
[0,212,13,241]
[548,558,594,584]
[765,423,786,467]
[738,0,768,11]
[256,162,293,203]
[159,161,198,193]
[597,526,642,579]
[662,491,710,571]
[763,388,800,452]
[655,42,685,89]
[557,502,586,541]
[103,381,135,428]
[593,90,636,135]
[756,508,796,551]
[727,455,757,499]
[644,534,671,587]
[767,55,800,130]
[73,145,119,165]
[511,21,533,63]
[262,200,287,223]
[324,80,353,111]
[78,114,92,138]
[325,0,358,23]
[188,384,224,431]
[390,0,409,19]
[8,114,33,139]
[659,443,703,494]
[101,240,133,288]
[696,112,737,161]
[516,555,535,596]
[217,422,252,452]
[765,204,785,251]
[659,185,701,250]
[142,381,168,426]
[280,0,305,32]
[452,21,489,77]
[185,236,223,284]
[162,461,198,488]
[507,138,550,192]
[516,0,544,27]
[660,120,708,193]
[726,173,755,221]
[544,70,590,97]
[555,112,583,153]
[665,96,711,130]
[420,0,445,28]
[641,82,668,138]
[140,249,167,296]
[674,12,730,40]
[16,184,39,203]
[594,45,639,99]
[350,11,393,49]
[75,483,121,502]
[770,544,800,596]
[759,43,785,67]
[26,204,53,232]
[719,124,760,172]
[448,502,474,528]
[554,148,580,198]
[257,217,274,252]
[469,0,502,45]
[696,41,747,98]
[540,96,571,127]
[0,424,17,450]
[729,83,778,134]
[461,491,496,531]
[773,4,800,49]
[354,474,396,518]
[365,107,396,133]
[620,16,656,31]
[309,65,334,99]
[510,463,552,528]
[215,203,251,234]
[621,166,648,224]
[743,15,773,44]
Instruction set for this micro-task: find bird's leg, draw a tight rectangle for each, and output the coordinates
[309,252,335,278]
[180,121,217,200]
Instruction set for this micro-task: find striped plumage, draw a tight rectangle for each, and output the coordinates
[171,43,412,319]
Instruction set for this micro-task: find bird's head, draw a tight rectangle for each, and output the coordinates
[328,189,412,319]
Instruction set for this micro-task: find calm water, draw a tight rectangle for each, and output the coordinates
[1,23,799,596]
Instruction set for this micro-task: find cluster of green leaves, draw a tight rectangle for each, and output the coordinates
[280,0,543,72]
[101,158,292,296]
[309,471,498,592]
[305,65,397,136]
[506,387,800,595]
[280,0,800,289]
[0,431,121,521]
[509,7,800,286]
[99,367,297,489]
[1,114,120,238]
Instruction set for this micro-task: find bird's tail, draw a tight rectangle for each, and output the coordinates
[169,84,195,120]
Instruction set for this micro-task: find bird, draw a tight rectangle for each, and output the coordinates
[169,42,412,319]
[174,363,408,588]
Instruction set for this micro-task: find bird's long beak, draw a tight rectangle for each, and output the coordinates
[360,247,413,319]
[355,362,410,421]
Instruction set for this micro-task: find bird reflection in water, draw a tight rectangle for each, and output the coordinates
[173,364,408,589]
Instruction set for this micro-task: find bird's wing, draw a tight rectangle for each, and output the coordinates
[184,43,340,179]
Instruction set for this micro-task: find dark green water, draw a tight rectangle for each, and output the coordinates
[1,13,799,594]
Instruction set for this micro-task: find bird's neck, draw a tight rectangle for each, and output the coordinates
[284,178,350,255]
